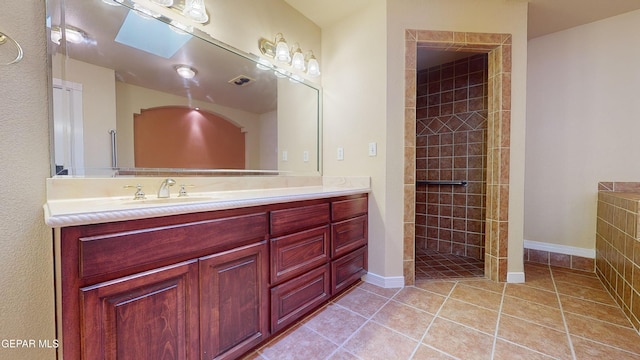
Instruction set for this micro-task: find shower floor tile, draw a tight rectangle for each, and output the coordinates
[415,248,484,280]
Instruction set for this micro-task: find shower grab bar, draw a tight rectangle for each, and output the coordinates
[416,180,468,186]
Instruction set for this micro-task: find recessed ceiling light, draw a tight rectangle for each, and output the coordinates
[175,65,197,79]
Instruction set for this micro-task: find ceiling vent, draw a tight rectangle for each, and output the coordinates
[228,75,255,87]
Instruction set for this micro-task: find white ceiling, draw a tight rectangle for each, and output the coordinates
[284,0,640,39]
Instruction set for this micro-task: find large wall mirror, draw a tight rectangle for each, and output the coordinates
[47,0,321,177]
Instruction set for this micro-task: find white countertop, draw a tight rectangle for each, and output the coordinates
[44,177,370,227]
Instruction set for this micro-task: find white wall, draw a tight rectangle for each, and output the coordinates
[525,9,640,252]
[0,1,57,359]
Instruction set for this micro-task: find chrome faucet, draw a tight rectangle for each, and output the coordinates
[157,178,176,198]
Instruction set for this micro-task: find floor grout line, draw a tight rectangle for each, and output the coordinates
[549,264,577,360]
[489,281,507,359]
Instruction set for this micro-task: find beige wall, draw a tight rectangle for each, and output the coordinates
[525,9,640,252]
[277,78,320,174]
[323,0,528,280]
[322,0,389,276]
[0,1,57,359]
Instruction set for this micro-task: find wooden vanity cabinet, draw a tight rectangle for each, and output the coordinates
[59,208,269,360]
[57,194,368,360]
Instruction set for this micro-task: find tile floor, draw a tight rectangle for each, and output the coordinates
[415,249,485,280]
[244,262,640,360]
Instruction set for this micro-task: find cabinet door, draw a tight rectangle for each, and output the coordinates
[80,260,199,360]
[199,241,269,360]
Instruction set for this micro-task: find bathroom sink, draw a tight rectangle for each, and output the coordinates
[122,196,216,206]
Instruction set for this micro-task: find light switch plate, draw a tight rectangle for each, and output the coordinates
[337,147,344,161]
[303,151,309,162]
[282,150,288,161]
[368,142,377,156]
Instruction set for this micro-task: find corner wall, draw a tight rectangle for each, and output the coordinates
[0,1,57,359]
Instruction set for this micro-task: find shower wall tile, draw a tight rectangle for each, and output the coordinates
[405,31,512,284]
[415,54,488,260]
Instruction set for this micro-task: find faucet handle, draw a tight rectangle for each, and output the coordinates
[178,184,195,197]
[124,184,146,200]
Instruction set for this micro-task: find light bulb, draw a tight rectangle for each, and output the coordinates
[274,35,291,63]
[306,56,321,77]
[183,0,209,23]
[291,48,305,71]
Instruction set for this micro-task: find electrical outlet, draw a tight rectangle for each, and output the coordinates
[337,147,344,161]
[303,151,309,162]
[368,142,377,156]
[282,150,288,161]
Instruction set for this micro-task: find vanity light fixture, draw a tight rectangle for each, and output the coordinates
[274,34,291,63]
[183,0,209,24]
[290,44,305,71]
[175,64,197,79]
[260,33,290,63]
[259,33,321,77]
[306,51,321,77]
[50,26,86,45]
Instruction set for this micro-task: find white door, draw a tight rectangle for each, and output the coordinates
[52,79,84,175]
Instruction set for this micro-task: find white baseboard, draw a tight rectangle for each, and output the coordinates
[524,239,595,259]
[363,272,405,288]
[507,272,525,283]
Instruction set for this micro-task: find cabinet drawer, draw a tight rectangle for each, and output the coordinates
[331,197,367,222]
[270,264,330,332]
[331,246,368,295]
[80,212,267,279]
[332,215,367,258]
[270,203,330,237]
[271,226,330,285]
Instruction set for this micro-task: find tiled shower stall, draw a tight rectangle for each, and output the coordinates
[415,54,488,276]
